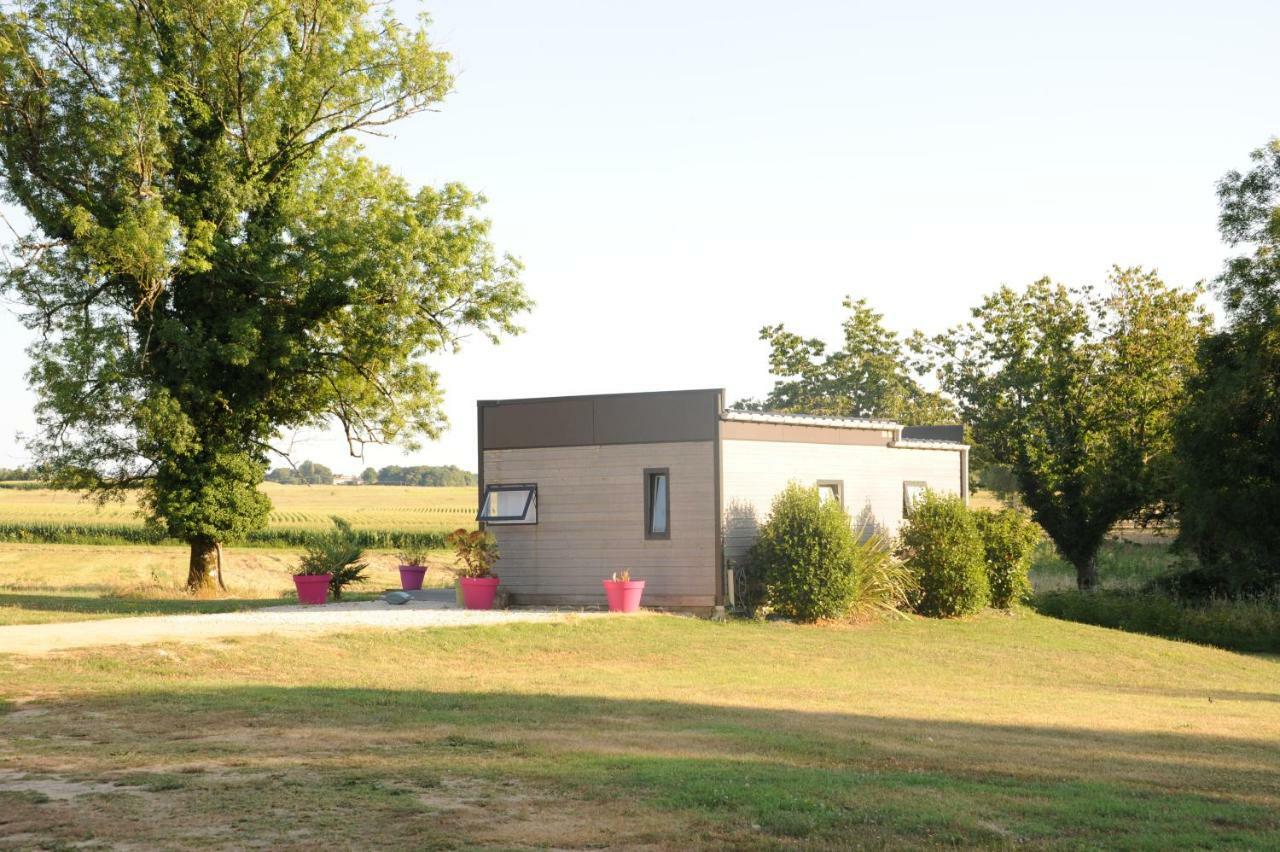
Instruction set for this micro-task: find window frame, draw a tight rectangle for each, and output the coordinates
[816,479,844,509]
[643,467,671,540]
[477,483,538,525]
[903,480,927,518]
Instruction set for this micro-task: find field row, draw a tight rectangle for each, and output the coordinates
[0,484,478,539]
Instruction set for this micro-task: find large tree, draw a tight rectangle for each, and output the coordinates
[736,297,956,425]
[923,268,1208,589]
[0,0,529,591]
[1174,140,1280,594]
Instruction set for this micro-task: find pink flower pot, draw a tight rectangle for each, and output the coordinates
[398,565,427,591]
[460,576,500,610]
[603,579,645,613]
[293,573,332,605]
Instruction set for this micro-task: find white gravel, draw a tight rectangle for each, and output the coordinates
[0,600,607,656]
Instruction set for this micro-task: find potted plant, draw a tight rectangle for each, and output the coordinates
[446,528,500,610]
[602,570,646,613]
[293,517,370,604]
[396,547,430,591]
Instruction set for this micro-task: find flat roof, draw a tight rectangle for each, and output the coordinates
[721,409,902,431]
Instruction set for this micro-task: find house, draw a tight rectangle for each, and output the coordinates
[476,388,967,611]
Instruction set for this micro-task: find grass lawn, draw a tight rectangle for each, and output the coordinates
[0,543,458,626]
[1,614,1277,849]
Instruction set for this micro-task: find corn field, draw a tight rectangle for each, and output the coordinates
[0,483,476,548]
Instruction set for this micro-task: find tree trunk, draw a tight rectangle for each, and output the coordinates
[187,538,219,594]
[1075,555,1099,591]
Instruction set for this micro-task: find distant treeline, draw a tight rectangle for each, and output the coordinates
[0,466,38,481]
[265,460,476,487]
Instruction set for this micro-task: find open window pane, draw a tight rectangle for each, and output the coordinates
[478,484,537,524]
[817,480,842,507]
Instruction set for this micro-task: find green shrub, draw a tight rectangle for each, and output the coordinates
[295,517,370,600]
[973,508,1041,608]
[849,527,917,620]
[899,490,988,617]
[749,483,858,622]
[1034,590,1280,653]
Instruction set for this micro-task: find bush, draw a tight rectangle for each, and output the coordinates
[1034,590,1280,653]
[295,517,370,600]
[973,508,1041,608]
[849,528,917,620]
[748,483,858,622]
[899,490,988,617]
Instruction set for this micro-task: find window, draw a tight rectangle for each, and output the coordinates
[817,480,843,508]
[477,484,537,525]
[644,468,670,539]
[903,481,927,518]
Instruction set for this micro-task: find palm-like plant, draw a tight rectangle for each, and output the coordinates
[295,517,369,600]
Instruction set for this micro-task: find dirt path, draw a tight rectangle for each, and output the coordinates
[0,601,603,655]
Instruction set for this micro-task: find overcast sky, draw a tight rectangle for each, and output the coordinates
[1,0,1277,474]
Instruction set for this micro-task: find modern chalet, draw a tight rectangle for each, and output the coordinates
[476,389,967,611]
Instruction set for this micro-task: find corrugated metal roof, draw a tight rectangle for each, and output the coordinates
[721,409,902,431]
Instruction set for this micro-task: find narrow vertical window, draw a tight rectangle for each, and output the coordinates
[903,481,927,518]
[644,468,670,539]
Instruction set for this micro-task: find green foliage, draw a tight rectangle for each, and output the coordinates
[295,518,369,599]
[848,530,917,621]
[266,461,335,486]
[371,464,477,487]
[973,509,1041,609]
[735,298,955,425]
[747,483,859,622]
[1174,140,1280,596]
[0,0,529,591]
[0,521,445,550]
[921,268,1209,589]
[899,491,988,617]
[1034,590,1280,654]
[396,547,431,568]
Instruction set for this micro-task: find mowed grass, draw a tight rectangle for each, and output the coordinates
[0,482,476,535]
[0,543,458,626]
[0,614,1277,849]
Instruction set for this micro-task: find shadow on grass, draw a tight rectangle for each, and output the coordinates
[0,591,290,618]
[4,686,1278,848]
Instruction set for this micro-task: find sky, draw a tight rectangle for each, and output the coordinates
[1,0,1277,474]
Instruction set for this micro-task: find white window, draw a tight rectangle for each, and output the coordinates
[645,468,669,539]
[817,480,843,508]
[478,484,537,525]
[903,481,927,517]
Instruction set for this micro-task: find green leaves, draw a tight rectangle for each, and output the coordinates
[921,268,1208,587]
[739,297,955,425]
[0,1,528,586]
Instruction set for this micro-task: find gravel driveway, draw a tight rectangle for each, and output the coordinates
[0,600,605,656]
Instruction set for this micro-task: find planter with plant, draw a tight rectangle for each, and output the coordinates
[446,528,500,609]
[292,517,370,604]
[396,548,430,591]
[602,570,646,613]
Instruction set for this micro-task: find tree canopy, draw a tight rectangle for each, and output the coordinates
[922,268,1208,589]
[736,297,955,425]
[1174,140,1280,594]
[0,0,529,590]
